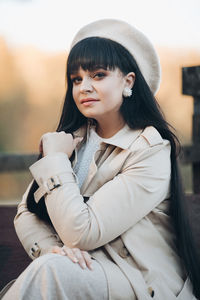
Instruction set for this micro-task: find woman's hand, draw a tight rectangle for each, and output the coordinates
[51,245,93,270]
[39,131,83,157]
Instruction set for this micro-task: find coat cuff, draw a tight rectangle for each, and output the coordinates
[29,234,63,259]
[29,152,77,203]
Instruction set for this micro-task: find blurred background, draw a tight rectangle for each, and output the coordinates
[0,0,199,203]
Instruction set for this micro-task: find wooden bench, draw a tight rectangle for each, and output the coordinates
[0,206,31,290]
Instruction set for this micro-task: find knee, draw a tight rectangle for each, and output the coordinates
[20,253,69,285]
[25,253,62,275]
[29,253,82,286]
[31,253,63,269]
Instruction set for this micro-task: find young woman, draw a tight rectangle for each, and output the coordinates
[1,19,199,299]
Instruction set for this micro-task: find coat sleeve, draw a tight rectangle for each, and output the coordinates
[29,139,171,251]
[14,181,63,259]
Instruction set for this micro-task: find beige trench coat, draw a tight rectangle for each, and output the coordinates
[14,125,196,299]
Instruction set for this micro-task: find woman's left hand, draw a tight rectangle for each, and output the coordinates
[39,131,83,157]
[51,245,93,270]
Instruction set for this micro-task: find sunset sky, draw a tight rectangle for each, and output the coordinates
[0,0,200,52]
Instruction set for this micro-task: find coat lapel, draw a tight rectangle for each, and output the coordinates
[72,124,143,196]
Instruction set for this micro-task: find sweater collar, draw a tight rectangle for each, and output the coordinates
[73,123,143,150]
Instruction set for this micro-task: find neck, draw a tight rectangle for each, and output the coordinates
[95,115,125,138]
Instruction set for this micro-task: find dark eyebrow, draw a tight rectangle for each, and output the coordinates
[69,71,79,76]
[91,65,108,71]
[69,65,108,76]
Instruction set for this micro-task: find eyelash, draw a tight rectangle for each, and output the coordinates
[71,72,106,84]
[94,72,106,78]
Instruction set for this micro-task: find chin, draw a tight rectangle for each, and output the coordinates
[81,111,98,119]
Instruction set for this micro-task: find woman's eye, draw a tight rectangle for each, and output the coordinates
[94,72,106,79]
[71,77,81,84]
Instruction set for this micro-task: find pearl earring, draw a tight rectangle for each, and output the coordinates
[122,87,132,98]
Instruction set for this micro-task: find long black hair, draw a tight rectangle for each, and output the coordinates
[27,37,200,298]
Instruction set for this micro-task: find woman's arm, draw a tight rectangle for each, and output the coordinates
[14,181,63,259]
[29,138,171,251]
[14,132,81,259]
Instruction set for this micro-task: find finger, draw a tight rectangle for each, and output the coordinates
[39,139,43,154]
[73,137,83,148]
[51,246,65,256]
[62,246,79,263]
[39,133,50,154]
[72,248,87,269]
[41,132,51,140]
[81,251,93,270]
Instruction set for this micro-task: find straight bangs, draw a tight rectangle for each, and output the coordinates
[67,37,128,76]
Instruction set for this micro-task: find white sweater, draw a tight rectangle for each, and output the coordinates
[74,125,126,188]
[73,127,102,188]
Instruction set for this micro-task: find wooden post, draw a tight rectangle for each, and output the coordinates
[182,66,200,193]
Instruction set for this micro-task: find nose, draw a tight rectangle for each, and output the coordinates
[80,77,93,93]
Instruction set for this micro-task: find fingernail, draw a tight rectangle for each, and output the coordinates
[61,250,65,255]
[81,263,86,269]
[89,264,93,270]
[73,257,78,263]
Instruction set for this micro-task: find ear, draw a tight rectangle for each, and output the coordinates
[124,72,135,89]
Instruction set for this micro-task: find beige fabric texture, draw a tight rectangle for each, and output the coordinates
[2,253,108,300]
[13,125,196,299]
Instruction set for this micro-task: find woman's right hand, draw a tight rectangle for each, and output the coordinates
[51,245,93,270]
[39,131,83,158]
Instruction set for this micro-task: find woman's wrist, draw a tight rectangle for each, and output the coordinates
[42,151,69,158]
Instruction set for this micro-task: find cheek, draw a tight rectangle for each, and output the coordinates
[72,87,79,106]
[72,87,76,100]
[104,83,123,102]
[101,82,121,97]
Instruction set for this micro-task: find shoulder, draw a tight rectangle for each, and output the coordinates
[123,126,171,168]
[140,126,164,146]
[123,126,171,172]
[129,126,170,152]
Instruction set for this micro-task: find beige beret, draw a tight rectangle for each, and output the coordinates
[70,19,161,95]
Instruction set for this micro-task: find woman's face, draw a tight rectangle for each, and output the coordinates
[70,67,134,122]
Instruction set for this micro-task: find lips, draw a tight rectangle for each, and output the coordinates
[80,98,99,104]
